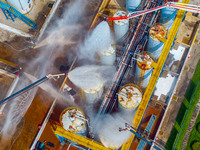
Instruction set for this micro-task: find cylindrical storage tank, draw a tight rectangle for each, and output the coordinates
[81,72,103,104]
[60,107,86,134]
[82,75,103,104]
[98,43,116,65]
[147,24,167,59]
[68,67,104,104]
[126,0,141,12]
[7,0,33,14]
[136,51,155,88]
[99,115,131,149]
[118,84,142,111]
[159,7,177,30]
[113,11,129,42]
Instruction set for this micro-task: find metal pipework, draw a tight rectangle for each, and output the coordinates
[0,73,67,105]
[97,0,161,117]
[106,2,200,22]
[119,123,162,150]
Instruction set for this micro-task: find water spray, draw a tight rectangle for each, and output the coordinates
[0,73,67,105]
[119,123,163,150]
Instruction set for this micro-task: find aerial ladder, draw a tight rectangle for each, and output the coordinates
[104,1,199,150]
[105,2,200,21]
[0,0,37,29]
[2,1,200,150]
[119,123,164,150]
[0,73,67,105]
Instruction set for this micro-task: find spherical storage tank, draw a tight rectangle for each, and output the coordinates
[147,24,167,59]
[159,6,177,30]
[136,51,155,88]
[98,43,116,65]
[60,107,86,133]
[113,11,129,42]
[7,0,33,14]
[126,0,141,12]
[118,84,142,111]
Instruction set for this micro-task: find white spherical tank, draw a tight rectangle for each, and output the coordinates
[7,0,33,14]
[159,7,177,30]
[126,0,141,12]
[136,51,154,88]
[118,84,142,112]
[113,11,129,42]
[147,24,167,59]
[98,43,116,65]
[60,107,86,134]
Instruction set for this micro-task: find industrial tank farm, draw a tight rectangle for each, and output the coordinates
[0,0,199,150]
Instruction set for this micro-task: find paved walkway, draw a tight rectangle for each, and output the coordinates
[156,32,200,145]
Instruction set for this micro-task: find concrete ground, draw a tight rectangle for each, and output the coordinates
[0,0,103,149]
[156,31,200,145]
[130,100,164,150]
[1,0,200,150]
[0,0,52,34]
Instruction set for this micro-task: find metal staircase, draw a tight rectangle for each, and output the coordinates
[0,1,37,29]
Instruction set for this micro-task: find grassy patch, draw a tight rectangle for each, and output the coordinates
[166,128,178,150]
[185,114,200,150]
[174,86,200,150]
[176,103,187,125]
[166,61,200,150]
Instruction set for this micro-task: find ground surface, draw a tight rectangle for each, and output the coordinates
[0,0,103,149]
[1,0,200,150]
[156,31,200,146]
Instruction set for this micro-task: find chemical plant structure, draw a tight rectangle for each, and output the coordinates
[0,0,200,150]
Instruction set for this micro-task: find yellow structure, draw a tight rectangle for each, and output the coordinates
[176,12,200,47]
[53,125,112,150]
[54,0,190,149]
[121,0,190,149]
[60,107,85,133]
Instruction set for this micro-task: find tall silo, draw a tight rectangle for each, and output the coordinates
[126,0,141,12]
[60,107,86,134]
[98,43,116,65]
[113,11,129,42]
[159,6,177,30]
[136,51,155,88]
[6,0,33,14]
[147,24,167,59]
[118,84,142,112]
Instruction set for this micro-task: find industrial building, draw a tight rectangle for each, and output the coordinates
[0,0,200,150]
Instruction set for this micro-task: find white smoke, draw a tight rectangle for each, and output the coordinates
[78,21,114,62]
[97,113,133,149]
[68,65,115,89]
[0,0,88,149]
